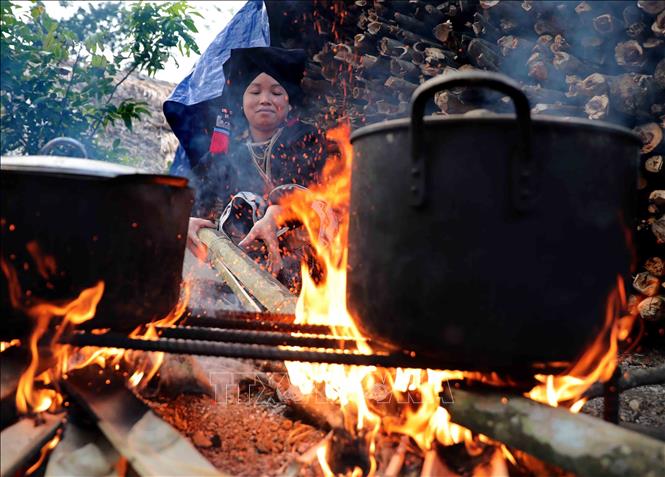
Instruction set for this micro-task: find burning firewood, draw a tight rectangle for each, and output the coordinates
[134,354,214,398]
[444,388,665,477]
[584,364,665,398]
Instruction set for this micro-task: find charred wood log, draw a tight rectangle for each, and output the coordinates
[638,295,665,320]
[624,5,649,40]
[522,84,570,104]
[635,122,664,154]
[379,37,413,60]
[593,13,624,37]
[0,414,64,477]
[353,33,376,55]
[394,12,434,40]
[390,57,420,80]
[553,50,594,77]
[526,51,570,90]
[638,0,665,16]
[633,271,662,296]
[584,364,665,398]
[360,54,391,79]
[567,72,611,98]
[615,40,648,71]
[608,73,658,117]
[645,155,664,174]
[424,4,446,26]
[497,35,535,68]
[472,11,502,41]
[531,102,585,118]
[384,76,419,96]
[444,388,665,477]
[653,10,665,36]
[584,94,610,120]
[433,20,454,44]
[467,37,501,71]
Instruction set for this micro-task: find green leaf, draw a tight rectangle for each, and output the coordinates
[90,54,107,68]
[183,18,197,33]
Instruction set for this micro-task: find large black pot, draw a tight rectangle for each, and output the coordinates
[348,72,640,372]
[1,157,193,339]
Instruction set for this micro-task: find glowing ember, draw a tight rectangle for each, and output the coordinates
[25,431,62,476]
[279,123,638,475]
[0,339,21,352]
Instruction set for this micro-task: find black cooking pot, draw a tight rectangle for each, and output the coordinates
[348,72,640,372]
[0,157,193,339]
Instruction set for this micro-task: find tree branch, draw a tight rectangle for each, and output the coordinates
[53,43,83,134]
[87,61,139,139]
[583,364,665,399]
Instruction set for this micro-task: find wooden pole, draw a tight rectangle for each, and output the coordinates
[444,389,665,477]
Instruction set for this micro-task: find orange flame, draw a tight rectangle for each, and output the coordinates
[527,275,637,411]
[25,431,62,476]
[15,279,105,414]
[0,339,21,352]
[278,123,637,475]
[2,239,191,417]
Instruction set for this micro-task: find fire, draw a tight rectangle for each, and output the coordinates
[2,241,191,418]
[25,431,62,476]
[14,280,105,414]
[280,123,638,475]
[124,279,191,389]
[526,275,637,411]
[0,339,21,352]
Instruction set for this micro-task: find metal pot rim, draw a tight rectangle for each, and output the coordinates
[349,113,642,144]
[0,156,189,187]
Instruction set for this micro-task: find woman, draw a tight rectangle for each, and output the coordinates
[186,47,329,285]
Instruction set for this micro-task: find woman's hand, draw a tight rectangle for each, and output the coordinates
[238,205,284,275]
[187,217,216,261]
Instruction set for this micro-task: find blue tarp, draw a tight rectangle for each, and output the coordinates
[165,0,270,175]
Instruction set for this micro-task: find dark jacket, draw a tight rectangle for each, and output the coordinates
[190,119,327,218]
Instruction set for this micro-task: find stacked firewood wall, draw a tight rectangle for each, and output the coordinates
[279,0,665,329]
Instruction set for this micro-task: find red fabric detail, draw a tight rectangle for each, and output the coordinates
[209,131,229,154]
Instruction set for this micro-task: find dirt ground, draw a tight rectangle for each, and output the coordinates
[138,346,664,476]
[140,389,326,476]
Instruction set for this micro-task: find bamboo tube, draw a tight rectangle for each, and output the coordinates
[197,229,297,314]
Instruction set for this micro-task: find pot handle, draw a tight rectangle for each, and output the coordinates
[409,71,536,212]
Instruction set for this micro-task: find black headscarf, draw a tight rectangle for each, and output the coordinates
[222,47,307,113]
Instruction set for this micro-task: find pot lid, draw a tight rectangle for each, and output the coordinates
[0,156,188,187]
[0,156,142,177]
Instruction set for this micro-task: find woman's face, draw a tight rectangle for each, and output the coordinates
[242,72,290,132]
